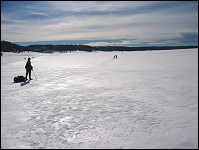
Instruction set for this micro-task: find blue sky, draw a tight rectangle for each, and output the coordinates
[1,1,198,46]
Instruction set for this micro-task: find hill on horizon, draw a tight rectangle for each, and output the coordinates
[1,40,198,53]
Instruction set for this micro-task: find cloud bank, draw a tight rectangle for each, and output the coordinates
[1,1,198,46]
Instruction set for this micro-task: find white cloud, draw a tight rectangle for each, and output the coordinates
[25,10,49,17]
[85,39,143,47]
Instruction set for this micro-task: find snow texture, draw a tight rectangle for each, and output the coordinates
[1,49,198,149]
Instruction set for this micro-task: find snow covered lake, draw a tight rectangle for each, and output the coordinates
[1,49,198,149]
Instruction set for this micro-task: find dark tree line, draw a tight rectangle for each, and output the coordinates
[1,40,198,53]
[1,41,29,52]
[26,44,95,52]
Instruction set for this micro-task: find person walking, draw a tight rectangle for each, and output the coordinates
[25,57,33,80]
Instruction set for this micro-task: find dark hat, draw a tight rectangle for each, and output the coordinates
[28,57,31,60]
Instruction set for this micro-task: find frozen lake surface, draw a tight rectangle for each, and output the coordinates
[1,49,198,149]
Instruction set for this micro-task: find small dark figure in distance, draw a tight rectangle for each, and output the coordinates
[113,55,117,59]
[25,57,33,80]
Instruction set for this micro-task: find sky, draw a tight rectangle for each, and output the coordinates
[1,1,198,46]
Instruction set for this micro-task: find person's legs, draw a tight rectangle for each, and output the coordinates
[29,70,32,80]
[25,70,28,80]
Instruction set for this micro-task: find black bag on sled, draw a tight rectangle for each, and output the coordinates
[14,76,26,83]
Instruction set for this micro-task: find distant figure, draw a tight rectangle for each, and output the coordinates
[25,57,33,80]
[113,55,117,59]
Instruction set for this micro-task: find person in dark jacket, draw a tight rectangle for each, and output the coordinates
[25,57,33,80]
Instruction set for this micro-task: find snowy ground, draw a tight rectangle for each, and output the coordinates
[1,49,198,149]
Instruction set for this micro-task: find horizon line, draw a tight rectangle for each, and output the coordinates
[2,40,198,48]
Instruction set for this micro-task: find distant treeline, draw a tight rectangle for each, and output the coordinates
[1,40,198,53]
